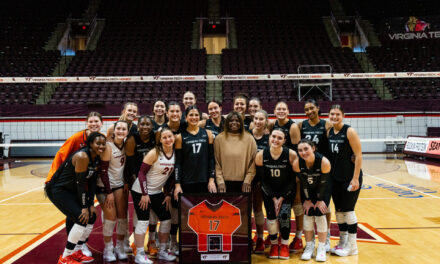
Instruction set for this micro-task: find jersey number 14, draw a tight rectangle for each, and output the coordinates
[331,143,339,153]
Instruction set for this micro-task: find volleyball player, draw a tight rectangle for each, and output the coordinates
[250,109,270,253]
[269,101,303,252]
[181,91,208,121]
[156,101,184,255]
[152,100,167,132]
[46,112,112,258]
[297,99,332,251]
[327,105,363,257]
[46,132,106,264]
[96,121,130,262]
[174,105,216,197]
[214,111,257,193]
[107,102,138,139]
[198,100,225,137]
[294,139,331,262]
[125,115,159,256]
[233,93,252,131]
[255,128,297,260]
[131,128,177,263]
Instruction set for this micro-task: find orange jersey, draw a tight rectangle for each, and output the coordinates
[188,200,241,252]
[46,130,88,183]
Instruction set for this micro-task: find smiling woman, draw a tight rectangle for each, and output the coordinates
[45,132,106,264]
[214,111,257,193]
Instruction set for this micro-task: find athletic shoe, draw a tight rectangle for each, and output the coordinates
[147,240,158,257]
[334,246,358,257]
[279,244,290,260]
[115,245,128,260]
[330,235,347,254]
[289,236,303,252]
[70,250,94,263]
[325,234,331,252]
[124,239,133,253]
[268,244,279,259]
[316,244,326,262]
[103,247,117,262]
[300,242,314,260]
[170,242,179,256]
[158,250,177,261]
[254,238,265,254]
[135,251,153,264]
[57,255,81,264]
[81,244,93,257]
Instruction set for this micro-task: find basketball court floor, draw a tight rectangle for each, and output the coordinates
[1,154,439,263]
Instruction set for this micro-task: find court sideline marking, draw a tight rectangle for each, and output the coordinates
[0,186,44,204]
[364,173,440,199]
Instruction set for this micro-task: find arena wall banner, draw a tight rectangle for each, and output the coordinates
[403,136,440,160]
[179,193,251,264]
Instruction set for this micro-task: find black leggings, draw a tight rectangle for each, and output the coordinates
[332,177,363,212]
[132,191,171,222]
[262,193,293,241]
[46,187,87,227]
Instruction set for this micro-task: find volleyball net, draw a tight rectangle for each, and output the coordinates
[1,71,440,157]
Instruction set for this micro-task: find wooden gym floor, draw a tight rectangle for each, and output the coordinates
[1,154,440,263]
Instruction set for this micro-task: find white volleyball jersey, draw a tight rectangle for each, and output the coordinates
[98,142,126,189]
[132,150,175,195]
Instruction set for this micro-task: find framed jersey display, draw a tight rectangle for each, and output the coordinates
[179,193,251,263]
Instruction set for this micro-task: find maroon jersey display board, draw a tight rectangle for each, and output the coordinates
[179,193,251,264]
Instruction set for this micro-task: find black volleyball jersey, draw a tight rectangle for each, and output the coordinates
[244,116,252,132]
[152,119,166,133]
[328,124,363,182]
[133,131,156,175]
[48,148,100,207]
[163,121,186,135]
[298,152,327,201]
[205,117,225,138]
[274,119,295,150]
[301,119,329,157]
[180,128,210,184]
[251,131,270,152]
[261,147,294,198]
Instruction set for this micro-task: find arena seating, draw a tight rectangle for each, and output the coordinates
[220,0,378,102]
[49,0,207,105]
[0,0,88,104]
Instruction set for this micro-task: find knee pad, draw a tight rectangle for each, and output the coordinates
[159,219,171,234]
[303,215,315,231]
[266,219,279,235]
[335,212,346,224]
[135,220,149,235]
[315,215,327,233]
[116,218,128,236]
[345,211,357,225]
[68,224,86,244]
[254,211,265,226]
[149,211,158,225]
[293,204,303,216]
[103,219,116,237]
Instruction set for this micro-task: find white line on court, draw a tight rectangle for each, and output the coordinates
[0,203,52,206]
[0,186,44,204]
[359,197,439,200]
[364,173,440,199]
